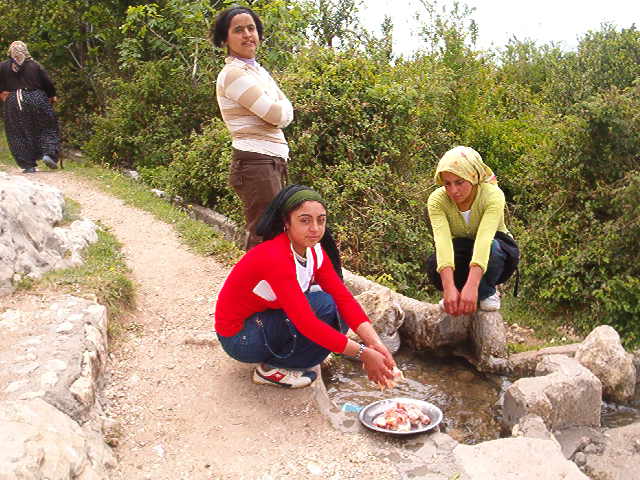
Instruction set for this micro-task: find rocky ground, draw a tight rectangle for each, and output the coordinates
[5,167,405,480]
[3,164,639,480]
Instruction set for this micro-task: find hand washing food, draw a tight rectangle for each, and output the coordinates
[377,366,405,391]
[372,401,431,432]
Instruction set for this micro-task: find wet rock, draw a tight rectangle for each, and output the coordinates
[343,269,508,371]
[502,355,602,432]
[399,296,472,351]
[354,286,404,354]
[344,269,471,350]
[554,426,603,459]
[471,310,507,371]
[0,172,98,296]
[573,451,586,466]
[581,422,640,479]
[575,325,636,404]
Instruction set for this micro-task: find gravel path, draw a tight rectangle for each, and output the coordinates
[26,169,400,480]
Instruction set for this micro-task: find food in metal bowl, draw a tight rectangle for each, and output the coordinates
[372,401,431,432]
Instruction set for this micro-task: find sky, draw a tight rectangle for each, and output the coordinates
[360,0,640,56]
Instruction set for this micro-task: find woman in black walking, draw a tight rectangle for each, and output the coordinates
[0,41,60,173]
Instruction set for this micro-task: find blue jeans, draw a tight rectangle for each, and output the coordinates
[426,238,508,301]
[217,291,347,369]
[478,239,507,300]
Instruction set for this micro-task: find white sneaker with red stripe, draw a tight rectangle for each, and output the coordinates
[253,363,317,388]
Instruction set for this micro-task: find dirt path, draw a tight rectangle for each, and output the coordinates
[19,168,399,480]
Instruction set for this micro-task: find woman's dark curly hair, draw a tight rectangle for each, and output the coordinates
[210,6,264,48]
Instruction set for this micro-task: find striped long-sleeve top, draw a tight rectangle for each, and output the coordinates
[216,57,293,159]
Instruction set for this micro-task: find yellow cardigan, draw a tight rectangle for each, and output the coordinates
[427,183,509,273]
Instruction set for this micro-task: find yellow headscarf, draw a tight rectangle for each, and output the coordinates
[434,146,497,186]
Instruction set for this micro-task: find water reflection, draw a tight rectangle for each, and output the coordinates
[323,348,503,444]
[324,348,640,444]
[602,402,640,428]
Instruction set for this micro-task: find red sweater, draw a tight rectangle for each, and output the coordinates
[215,233,369,353]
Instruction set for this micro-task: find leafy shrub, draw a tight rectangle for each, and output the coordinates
[517,83,640,342]
[139,118,241,223]
[83,60,217,169]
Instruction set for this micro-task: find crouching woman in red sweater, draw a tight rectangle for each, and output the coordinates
[215,185,396,388]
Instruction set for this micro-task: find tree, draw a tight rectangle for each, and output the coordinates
[309,0,361,48]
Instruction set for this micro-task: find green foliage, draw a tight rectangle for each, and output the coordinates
[139,118,241,222]
[518,83,640,344]
[84,59,217,169]
[5,1,640,346]
[0,0,139,145]
[309,0,361,48]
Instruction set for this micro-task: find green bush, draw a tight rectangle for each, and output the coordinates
[83,60,217,169]
[517,83,640,342]
[139,118,241,223]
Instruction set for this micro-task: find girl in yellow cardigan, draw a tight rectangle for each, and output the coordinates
[426,146,517,316]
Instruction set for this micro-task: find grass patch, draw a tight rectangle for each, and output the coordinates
[0,133,12,167]
[501,294,582,351]
[60,197,82,226]
[41,227,135,340]
[62,160,242,264]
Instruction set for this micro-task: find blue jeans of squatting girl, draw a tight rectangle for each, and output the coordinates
[217,291,348,369]
[478,239,507,300]
[427,237,510,301]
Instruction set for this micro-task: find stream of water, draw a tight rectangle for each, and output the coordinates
[323,348,640,444]
[323,348,505,444]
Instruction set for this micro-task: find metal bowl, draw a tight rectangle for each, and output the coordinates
[358,397,443,435]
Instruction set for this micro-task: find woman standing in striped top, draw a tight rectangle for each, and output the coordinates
[211,7,294,250]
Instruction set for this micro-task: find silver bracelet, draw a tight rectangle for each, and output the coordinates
[354,343,366,361]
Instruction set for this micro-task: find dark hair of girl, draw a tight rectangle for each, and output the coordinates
[210,6,264,48]
[256,185,344,279]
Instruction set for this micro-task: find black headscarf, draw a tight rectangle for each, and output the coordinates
[256,185,343,279]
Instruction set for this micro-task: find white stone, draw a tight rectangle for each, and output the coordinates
[455,437,589,479]
[45,359,68,371]
[40,371,59,388]
[15,352,37,362]
[55,321,74,333]
[307,461,323,475]
[575,325,636,404]
[502,355,602,431]
[69,375,94,407]
[13,362,39,375]
[5,380,28,393]
[85,324,106,362]
[0,173,98,297]
[0,309,21,330]
[67,313,83,322]
[0,398,115,478]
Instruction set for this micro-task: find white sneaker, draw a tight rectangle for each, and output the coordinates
[479,293,501,311]
[252,364,317,388]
